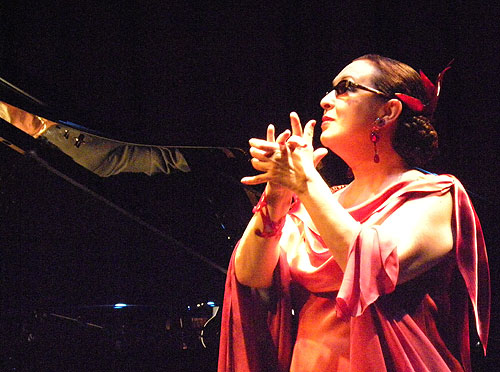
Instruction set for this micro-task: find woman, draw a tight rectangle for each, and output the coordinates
[218,55,489,372]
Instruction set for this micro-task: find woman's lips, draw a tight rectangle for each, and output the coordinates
[321,116,335,129]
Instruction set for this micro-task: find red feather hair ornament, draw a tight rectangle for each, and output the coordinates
[395,60,453,119]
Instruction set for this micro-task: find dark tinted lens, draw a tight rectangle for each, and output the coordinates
[334,80,350,95]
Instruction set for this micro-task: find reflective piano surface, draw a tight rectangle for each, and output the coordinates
[0,96,257,371]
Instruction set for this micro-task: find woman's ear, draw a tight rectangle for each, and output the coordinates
[380,99,403,125]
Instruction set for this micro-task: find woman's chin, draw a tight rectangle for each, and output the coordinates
[320,132,336,149]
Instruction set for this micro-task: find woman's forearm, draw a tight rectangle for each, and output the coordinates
[297,170,360,271]
[234,185,293,288]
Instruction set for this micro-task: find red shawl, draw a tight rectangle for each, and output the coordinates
[217,174,489,372]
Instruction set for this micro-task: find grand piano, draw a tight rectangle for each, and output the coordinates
[0,83,259,371]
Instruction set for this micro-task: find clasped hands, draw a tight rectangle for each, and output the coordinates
[241,112,328,196]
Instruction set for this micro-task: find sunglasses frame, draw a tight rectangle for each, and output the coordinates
[328,80,389,98]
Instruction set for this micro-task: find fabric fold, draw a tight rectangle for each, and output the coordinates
[336,225,399,319]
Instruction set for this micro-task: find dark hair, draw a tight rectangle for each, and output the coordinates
[355,54,439,167]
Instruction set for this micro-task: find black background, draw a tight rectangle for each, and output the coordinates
[1,1,499,370]
[1,1,498,202]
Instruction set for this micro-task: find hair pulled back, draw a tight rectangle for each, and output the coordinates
[355,54,439,167]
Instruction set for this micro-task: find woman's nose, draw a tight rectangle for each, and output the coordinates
[320,91,335,110]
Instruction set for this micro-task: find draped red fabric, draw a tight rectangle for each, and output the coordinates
[217,248,293,372]
[217,174,490,372]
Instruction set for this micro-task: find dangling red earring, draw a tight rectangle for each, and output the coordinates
[370,118,385,163]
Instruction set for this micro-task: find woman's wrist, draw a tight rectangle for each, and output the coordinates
[250,184,293,238]
[252,195,286,238]
[264,184,293,216]
[295,166,323,200]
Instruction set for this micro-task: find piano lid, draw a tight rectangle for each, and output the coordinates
[0,88,258,309]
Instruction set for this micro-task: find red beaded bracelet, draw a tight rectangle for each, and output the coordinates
[252,192,286,238]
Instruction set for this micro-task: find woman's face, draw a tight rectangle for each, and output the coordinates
[320,59,386,159]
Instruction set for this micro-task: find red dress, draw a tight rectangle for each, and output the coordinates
[218,174,490,372]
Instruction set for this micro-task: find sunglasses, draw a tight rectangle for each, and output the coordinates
[327,80,389,98]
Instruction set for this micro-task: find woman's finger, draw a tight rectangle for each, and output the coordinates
[266,124,276,142]
[249,146,277,161]
[241,174,269,185]
[289,112,304,137]
[249,138,280,152]
[313,147,329,167]
[275,129,291,145]
[303,120,317,145]
[287,135,308,151]
[250,157,273,172]
[249,147,270,160]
